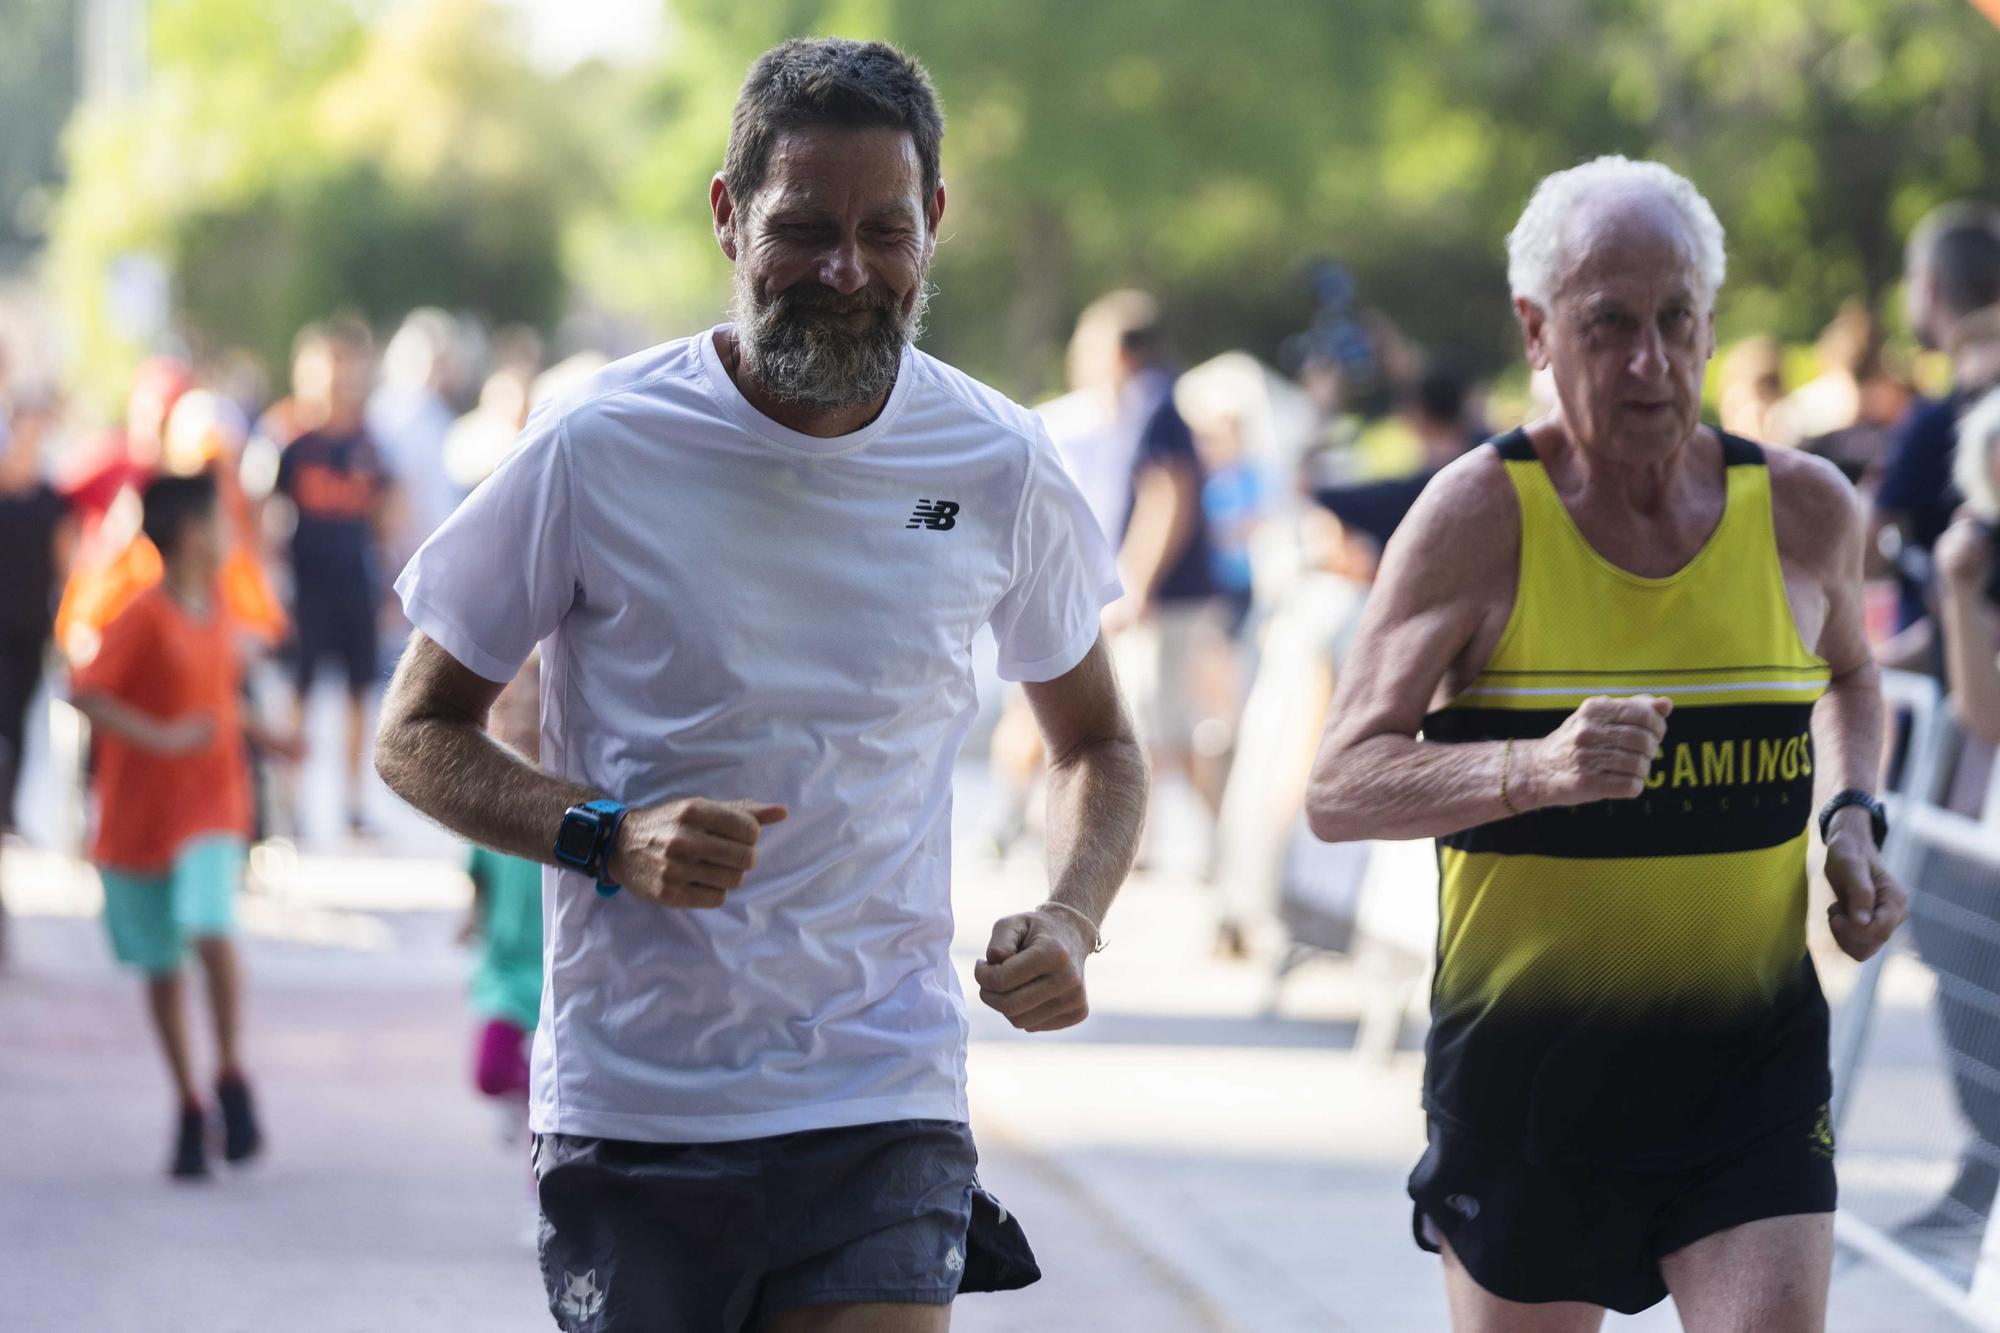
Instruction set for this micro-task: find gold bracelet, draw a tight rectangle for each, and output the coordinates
[1038,900,1107,953]
[1500,738,1522,817]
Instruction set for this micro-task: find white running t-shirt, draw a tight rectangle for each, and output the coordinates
[396,327,1120,1143]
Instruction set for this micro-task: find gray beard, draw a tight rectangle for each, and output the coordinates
[729,266,929,411]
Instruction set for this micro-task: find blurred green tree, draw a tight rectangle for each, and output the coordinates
[41,0,2000,406]
[0,0,77,267]
[581,0,2000,398]
[46,0,589,403]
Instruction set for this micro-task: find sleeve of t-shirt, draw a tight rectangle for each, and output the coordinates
[1875,399,1949,516]
[1136,394,1198,469]
[394,403,579,684]
[988,428,1124,683]
[71,594,154,702]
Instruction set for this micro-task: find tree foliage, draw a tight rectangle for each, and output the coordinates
[36,0,2000,404]
[46,0,586,402]
[0,0,78,266]
[600,0,2000,396]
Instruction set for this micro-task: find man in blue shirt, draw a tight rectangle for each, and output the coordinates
[1874,203,2000,649]
[266,316,393,835]
[1874,202,2000,1250]
[1046,293,1231,860]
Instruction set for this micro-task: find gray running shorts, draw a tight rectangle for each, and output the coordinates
[534,1118,1037,1331]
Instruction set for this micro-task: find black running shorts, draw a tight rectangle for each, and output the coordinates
[1408,1103,1837,1314]
[292,577,378,696]
[534,1118,1037,1332]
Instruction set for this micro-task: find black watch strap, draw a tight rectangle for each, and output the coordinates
[586,802,630,889]
[1818,788,1888,849]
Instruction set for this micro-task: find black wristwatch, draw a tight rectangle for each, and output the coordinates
[1818,789,1888,850]
[554,799,630,897]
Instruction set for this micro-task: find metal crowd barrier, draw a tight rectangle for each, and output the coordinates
[1830,669,2000,1332]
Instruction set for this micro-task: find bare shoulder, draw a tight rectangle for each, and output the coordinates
[1330,443,1520,723]
[1374,443,1520,600]
[1764,444,1865,569]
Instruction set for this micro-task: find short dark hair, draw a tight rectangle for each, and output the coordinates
[723,39,944,210]
[1932,223,2000,321]
[1409,354,1475,426]
[1914,203,2000,320]
[141,472,220,557]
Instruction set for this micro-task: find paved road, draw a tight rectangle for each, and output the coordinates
[0,851,1217,1333]
[5,843,1971,1332]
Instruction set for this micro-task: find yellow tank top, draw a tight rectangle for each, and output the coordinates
[1419,430,1833,1168]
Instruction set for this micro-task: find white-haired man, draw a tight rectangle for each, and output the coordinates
[1307,156,1906,1329]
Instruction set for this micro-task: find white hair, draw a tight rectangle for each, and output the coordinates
[1507,155,1727,312]
[1956,386,2000,520]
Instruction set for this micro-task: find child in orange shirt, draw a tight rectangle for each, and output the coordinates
[71,473,302,1179]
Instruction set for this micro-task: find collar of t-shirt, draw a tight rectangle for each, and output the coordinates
[696,324,917,457]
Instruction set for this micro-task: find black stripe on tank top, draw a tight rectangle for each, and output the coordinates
[1424,701,1817,858]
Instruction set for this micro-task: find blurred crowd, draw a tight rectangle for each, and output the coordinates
[0,309,604,852]
[0,213,1996,914]
[2,209,1998,932]
[0,306,599,1176]
[0,197,1998,1212]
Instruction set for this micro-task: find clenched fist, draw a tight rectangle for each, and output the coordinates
[973,907,1095,1032]
[606,797,787,908]
[1823,808,1908,962]
[1522,694,1672,808]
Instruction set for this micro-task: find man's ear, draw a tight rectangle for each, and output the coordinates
[923,179,947,262]
[1514,296,1550,372]
[711,175,739,261]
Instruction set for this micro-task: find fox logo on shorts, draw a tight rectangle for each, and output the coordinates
[559,1269,604,1322]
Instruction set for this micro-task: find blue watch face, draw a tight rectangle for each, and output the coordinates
[555,812,601,864]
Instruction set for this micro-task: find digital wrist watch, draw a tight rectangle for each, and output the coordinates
[554,798,630,897]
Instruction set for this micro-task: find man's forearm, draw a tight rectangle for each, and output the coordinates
[1873,616,1935,672]
[376,712,596,864]
[1041,734,1148,929]
[1811,662,1887,806]
[1117,466,1197,606]
[1940,588,2000,746]
[1307,734,1515,843]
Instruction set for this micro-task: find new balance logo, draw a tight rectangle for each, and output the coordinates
[907,499,960,531]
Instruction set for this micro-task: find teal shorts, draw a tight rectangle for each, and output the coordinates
[99,836,247,975]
